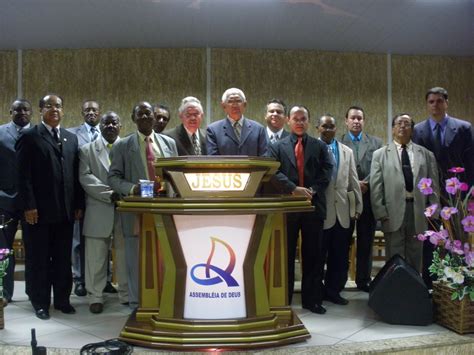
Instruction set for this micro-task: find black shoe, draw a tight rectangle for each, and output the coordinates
[89,303,104,314]
[54,304,76,314]
[121,302,130,306]
[324,294,349,305]
[357,283,370,292]
[303,304,327,314]
[103,282,117,294]
[74,283,87,297]
[35,308,50,320]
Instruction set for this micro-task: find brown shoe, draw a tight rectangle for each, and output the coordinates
[89,303,103,314]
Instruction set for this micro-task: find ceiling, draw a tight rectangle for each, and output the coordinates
[1,0,473,56]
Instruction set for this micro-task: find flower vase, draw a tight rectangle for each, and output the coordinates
[432,282,474,334]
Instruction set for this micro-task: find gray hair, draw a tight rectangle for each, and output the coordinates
[221,88,246,103]
[178,96,203,114]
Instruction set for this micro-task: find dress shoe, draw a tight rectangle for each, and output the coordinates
[103,281,117,294]
[357,283,370,293]
[89,303,103,314]
[121,302,130,306]
[35,308,50,320]
[303,304,327,314]
[54,304,76,314]
[324,294,349,305]
[74,282,87,297]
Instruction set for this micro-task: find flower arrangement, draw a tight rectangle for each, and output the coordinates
[416,167,474,301]
[0,248,12,301]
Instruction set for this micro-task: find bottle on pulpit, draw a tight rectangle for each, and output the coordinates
[154,175,167,197]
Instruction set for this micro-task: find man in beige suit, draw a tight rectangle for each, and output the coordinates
[370,114,439,272]
[318,115,363,305]
[79,112,128,313]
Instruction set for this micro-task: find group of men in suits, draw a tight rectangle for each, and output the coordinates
[1,86,471,320]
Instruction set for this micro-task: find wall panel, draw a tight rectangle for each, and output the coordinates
[392,55,474,126]
[211,49,388,139]
[22,48,206,133]
[0,51,18,120]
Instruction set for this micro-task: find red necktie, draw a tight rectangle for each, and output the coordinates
[145,137,156,180]
[295,137,304,186]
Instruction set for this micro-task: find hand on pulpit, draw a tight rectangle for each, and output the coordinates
[292,186,313,200]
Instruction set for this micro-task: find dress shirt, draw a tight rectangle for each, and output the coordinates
[428,115,448,143]
[84,122,98,142]
[266,127,284,142]
[184,127,200,146]
[15,123,31,132]
[137,131,163,177]
[42,121,61,139]
[394,140,415,198]
[348,131,363,142]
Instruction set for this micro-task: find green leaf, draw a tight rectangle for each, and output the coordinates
[451,292,459,301]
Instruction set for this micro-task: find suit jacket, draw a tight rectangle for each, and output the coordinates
[340,132,383,183]
[412,116,474,186]
[68,123,92,147]
[16,124,83,223]
[79,137,120,238]
[269,134,332,219]
[207,117,268,156]
[0,122,27,212]
[324,141,363,230]
[163,124,207,156]
[108,132,178,237]
[370,142,440,234]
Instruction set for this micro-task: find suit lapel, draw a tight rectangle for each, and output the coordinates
[39,124,61,154]
[444,116,457,147]
[223,119,239,145]
[78,124,90,145]
[178,124,193,154]
[358,133,370,161]
[96,139,110,171]
[7,122,19,141]
[198,128,207,154]
[387,142,402,174]
[335,142,345,184]
[130,133,146,177]
[282,138,296,168]
[239,118,252,146]
[412,143,422,181]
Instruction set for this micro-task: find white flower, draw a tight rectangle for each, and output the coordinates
[452,272,465,284]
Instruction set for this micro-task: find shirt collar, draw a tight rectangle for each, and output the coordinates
[348,131,362,141]
[266,126,284,139]
[101,135,119,148]
[429,115,448,130]
[137,130,154,142]
[228,116,243,127]
[394,140,413,149]
[14,122,30,131]
[42,121,60,132]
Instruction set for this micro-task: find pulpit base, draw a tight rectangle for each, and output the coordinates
[119,307,310,350]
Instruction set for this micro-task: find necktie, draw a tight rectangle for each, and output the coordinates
[432,123,442,157]
[401,144,413,192]
[52,127,62,151]
[91,126,99,142]
[145,137,156,180]
[295,137,304,186]
[192,133,201,155]
[233,121,241,142]
[107,143,113,150]
[328,145,338,180]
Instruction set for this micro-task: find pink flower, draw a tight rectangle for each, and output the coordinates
[445,239,452,251]
[461,215,474,232]
[439,229,449,240]
[448,167,465,173]
[468,201,474,214]
[441,206,458,220]
[418,178,434,195]
[424,204,438,218]
[416,233,427,241]
[428,231,443,246]
[459,183,469,192]
[465,251,474,267]
[445,177,461,195]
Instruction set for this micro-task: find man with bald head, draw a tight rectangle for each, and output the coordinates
[0,99,33,304]
[108,101,178,308]
[207,88,268,156]
[17,94,83,320]
[163,96,207,155]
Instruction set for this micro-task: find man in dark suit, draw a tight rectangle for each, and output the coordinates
[0,99,33,304]
[163,96,207,155]
[207,88,268,156]
[17,94,83,320]
[153,103,171,134]
[413,86,474,288]
[340,106,382,292]
[269,105,333,314]
[265,99,289,143]
[68,100,101,297]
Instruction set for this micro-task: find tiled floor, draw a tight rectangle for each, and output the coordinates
[0,280,453,352]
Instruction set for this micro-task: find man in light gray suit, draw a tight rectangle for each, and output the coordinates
[68,100,101,297]
[340,106,382,292]
[370,114,439,272]
[0,99,33,303]
[108,101,178,308]
[207,88,268,156]
[79,112,128,314]
[318,115,362,306]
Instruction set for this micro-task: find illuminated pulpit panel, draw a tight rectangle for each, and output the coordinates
[174,214,254,319]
